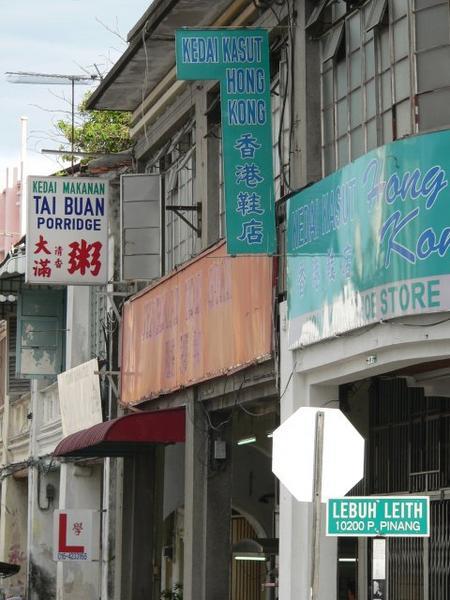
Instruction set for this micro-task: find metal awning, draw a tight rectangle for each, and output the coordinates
[0,252,25,279]
[86,0,233,111]
[53,407,185,458]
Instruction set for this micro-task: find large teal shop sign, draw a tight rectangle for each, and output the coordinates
[327,497,430,537]
[176,28,276,255]
[287,130,450,348]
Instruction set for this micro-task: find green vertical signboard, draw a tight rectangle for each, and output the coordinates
[176,28,276,255]
[327,497,430,537]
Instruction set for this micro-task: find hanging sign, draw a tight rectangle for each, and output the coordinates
[287,129,450,348]
[53,509,100,561]
[27,176,109,285]
[327,496,430,537]
[176,28,276,255]
[121,241,273,404]
[58,359,103,436]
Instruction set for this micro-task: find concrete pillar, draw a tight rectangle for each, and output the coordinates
[0,393,10,559]
[183,394,207,600]
[205,411,232,599]
[278,302,338,600]
[195,88,221,248]
[120,451,161,600]
[65,286,91,370]
[101,457,124,600]
[27,379,60,600]
[112,457,124,600]
[183,394,232,600]
[290,0,322,190]
[278,0,334,594]
[27,461,60,600]
[56,463,102,600]
[0,475,28,598]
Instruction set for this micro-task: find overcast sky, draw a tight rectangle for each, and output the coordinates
[0,0,151,190]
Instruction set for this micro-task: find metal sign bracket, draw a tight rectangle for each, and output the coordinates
[165,202,202,236]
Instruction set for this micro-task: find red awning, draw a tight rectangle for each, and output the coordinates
[53,407,185,458]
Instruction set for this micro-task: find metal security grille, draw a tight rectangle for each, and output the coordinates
[369,378,450,494]
[364,378,450,599]
[387,500,450,599]
[429,500,450,600]
[230,516,264,600]
[89,286,107,362]
[387,537,424,600]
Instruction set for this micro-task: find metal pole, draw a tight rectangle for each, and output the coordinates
[311,410,325,600]
[20,116,28,235]
[71,78,75,173]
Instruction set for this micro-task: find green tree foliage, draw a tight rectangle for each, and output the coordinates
[161,584,183,599]
[56,92,131,161]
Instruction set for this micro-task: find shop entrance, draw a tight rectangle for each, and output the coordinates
[339,373,450,600]
[231,515,266,600]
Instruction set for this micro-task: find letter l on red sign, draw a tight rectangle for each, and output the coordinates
[58,513,84,553]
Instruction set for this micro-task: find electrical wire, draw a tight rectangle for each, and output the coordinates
[286,0,296,190]
[279,360,297,401]
[271,0,296,195]
[141,20,151,148]
[385,316,450,328]
[0,455,57,481]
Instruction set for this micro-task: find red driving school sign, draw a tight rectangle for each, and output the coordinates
[53,509,99,562]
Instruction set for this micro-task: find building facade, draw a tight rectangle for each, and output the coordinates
[2,0,450,599]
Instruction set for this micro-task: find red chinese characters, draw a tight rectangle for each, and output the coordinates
[34,234,51,255]
[72,521,84,536]
[33,234,53,278]
[31,235,103,280]
[33,258,52,278]
[68,239,102,276]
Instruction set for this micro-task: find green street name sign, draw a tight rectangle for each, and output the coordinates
[327,497,430,537]
[175,28,276,255]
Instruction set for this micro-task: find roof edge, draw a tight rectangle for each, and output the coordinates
[86,0,180,111]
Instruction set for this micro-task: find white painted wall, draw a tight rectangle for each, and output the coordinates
[1,476,28,598]
[65,286,91,369]
[278,302,338,600]
[28,466,60,600]
[50,284,101,600]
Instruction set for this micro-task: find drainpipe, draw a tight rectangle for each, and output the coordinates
[26,380,39,598]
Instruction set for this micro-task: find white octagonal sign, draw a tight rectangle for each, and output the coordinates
[272,407,365,502]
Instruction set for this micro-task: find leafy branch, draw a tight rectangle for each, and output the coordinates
[55,91,132,161]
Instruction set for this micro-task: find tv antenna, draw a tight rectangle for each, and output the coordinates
[5,71,99,171]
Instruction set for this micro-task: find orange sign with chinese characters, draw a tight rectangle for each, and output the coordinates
[120,241,273,405]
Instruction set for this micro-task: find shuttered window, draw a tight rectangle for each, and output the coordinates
[7,316,30,397]
[15,289,65,378]
[321,0,414,175]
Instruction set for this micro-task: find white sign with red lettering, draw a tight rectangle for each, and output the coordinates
[53,509,99,561]
[27,176,109,285]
